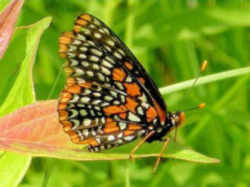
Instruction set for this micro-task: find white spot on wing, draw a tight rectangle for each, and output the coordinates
[128,113,141,122]
[83,119,91,127]
[81,97,90,103]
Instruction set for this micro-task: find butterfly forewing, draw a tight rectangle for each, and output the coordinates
[58,13,167,151]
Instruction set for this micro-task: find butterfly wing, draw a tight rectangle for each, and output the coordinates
[58,13,167,151]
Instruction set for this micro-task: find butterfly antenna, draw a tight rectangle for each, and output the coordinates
[174,60,208,141]
[191,60,208,89]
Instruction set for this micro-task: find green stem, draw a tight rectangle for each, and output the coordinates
[160,66,250,95]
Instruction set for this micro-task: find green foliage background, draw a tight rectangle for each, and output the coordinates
[0,0,250,186]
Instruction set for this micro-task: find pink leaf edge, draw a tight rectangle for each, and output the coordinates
[0,0,24,59]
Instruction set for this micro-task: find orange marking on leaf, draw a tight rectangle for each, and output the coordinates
[112,68,126,82]
[125,97,138,113]
[103,105,126,115]
[124,62,133,70]
[119,112,127,120]
[80,14,92,21]
[128,124,142,130]
[146,106,157,122]
[76,19,88,26]
[124,83,141,97]
[152,99,166,124]
[67,85,81,94]
[138,77,145,84]
[123,130,134,136]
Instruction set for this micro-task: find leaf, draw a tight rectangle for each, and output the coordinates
[0,17,52,187]
[0,100,219,164]
[166,149,220,164]
[0,17,52,116]
[0,152,31,187]
[0,0,24,59]
[0,100,76,153]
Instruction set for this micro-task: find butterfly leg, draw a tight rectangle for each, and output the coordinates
[152,137,169,173]
[129,131,155,161]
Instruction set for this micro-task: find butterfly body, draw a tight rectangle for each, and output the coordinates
[58,13,184,152]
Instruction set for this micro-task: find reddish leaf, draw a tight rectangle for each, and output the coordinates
[0,0,24,59]
[0,100,84,156]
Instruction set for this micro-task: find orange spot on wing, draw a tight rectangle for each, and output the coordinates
[64,67,73,76]
[124,83,141,97]
[59,111,68,121]
[146,106,157,122]
[123,130,134,136]
[60,91,72,103]
[128,124,142,130]
[103,105,126,115]
[58,32,74,58]
[79,82,92,88]
[76,19,88,26]
[119,113,127,120]
[66,77,76,86]
[59,53,67,58]
[61,121,72,132]
[68,131,80,143]
[152,99,166,124]
[73,25,81,32]
[59,44,67,53]
[112,68,126,82]
[59,36,72,44]
[67,85,81,94]
[80,137,99,146]
[103,120,119,134]
[124,62,133,70]
[125,97,138,113]
[138,77,145,84]
[80,14,92,21]
[58,103,67,110]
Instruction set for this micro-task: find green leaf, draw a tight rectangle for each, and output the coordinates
[0,152,31,187]
[0,17,52,116]
[166,149,220,164]
[0,17,52,187]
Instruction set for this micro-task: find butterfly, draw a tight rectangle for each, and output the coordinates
[57,13,185,161]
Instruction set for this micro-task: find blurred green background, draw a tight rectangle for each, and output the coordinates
[0,0,250,186]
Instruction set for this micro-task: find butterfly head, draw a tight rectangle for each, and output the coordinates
[170,111,185,128]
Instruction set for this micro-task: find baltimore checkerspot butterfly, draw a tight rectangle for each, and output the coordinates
[58,13,196,169]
